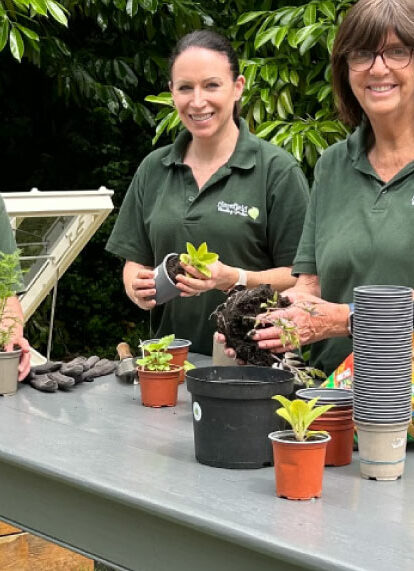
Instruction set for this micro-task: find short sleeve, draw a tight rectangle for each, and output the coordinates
[292,162,320,276]
[105,160,154,266]
[267,162,309,267]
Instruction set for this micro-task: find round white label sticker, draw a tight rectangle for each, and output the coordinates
[193,401,202,422]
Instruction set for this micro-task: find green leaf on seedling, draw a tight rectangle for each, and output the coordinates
[272,395,334,441]
[179,242,219,278]
[137,334,175,371]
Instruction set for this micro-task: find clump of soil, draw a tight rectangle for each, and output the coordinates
[166,254,185,282]
[212,285,291,366]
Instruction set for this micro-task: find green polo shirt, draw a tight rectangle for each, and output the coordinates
[0,195,23,293]
[107,119,309,355]
[293,122,414,374]
[0,195,18,255]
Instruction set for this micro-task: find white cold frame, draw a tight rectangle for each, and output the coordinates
[2,187,114,363]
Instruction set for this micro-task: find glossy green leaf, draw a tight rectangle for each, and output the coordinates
[255,120,284,139]
[273,25,288,48]
[253,99,264,123]
[306,129,328,150]
[0,19,9,52]
[320,121,342,133]
[279,86,294,115]
[299,28,325,56]
[15,24,39,41]
[244,64,257,91]
[305,143,318,167]
[139,0,158,12]
[326,25,337,54]
[31,0,48,15]
[126,0,138,17]
[145,92,173,107]
[289,69,299,87]
[317,84,332,102]
[47,0,68,27]
[292,133,304,162]
[303,3,316,26]
[237,11,267,25]
[254,28,277,50]
[276,97,287,120]
[319,1,336,21]
[9,27,24,62]
[260,63,278,86]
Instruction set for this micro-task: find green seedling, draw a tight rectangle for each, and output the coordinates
[137,334,175,371]
[272,395,334,441]
[0,250,22,349]
[137,334,195,372]
[179,242,219,278]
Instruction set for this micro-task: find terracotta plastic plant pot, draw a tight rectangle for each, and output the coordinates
[0,349,21,395]
[355,420,409,481]
[268,430,331,500]
[137,366,181,407]
[310,416,354,467]
[143,339,191,383]
[154,253,180,306]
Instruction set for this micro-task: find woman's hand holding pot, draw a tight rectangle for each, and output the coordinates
[129,268,157,310]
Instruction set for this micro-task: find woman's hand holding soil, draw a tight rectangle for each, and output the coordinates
[176,261,239,297]
[253,295,350,352]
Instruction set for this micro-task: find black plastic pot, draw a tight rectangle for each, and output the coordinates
[186,366,294,469]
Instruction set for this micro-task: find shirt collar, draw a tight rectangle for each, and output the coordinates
[161,118,259,169]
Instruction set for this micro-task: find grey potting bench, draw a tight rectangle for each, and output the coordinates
[0,353,413,571]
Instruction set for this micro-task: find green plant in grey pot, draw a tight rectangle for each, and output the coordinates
[0,250,23,395]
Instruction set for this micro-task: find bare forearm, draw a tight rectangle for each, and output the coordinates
[3,296,24,339]
[215,265,296,292]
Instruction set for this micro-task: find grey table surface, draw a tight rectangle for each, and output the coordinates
[0,353,413,571]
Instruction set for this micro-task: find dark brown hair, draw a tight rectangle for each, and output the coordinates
[169,30,241,121]
[332,0,414,127]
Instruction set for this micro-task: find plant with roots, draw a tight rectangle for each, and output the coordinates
[253,292,327,387]
[179,242,219,278]
[272,395,334,441]
[0,250,22,349]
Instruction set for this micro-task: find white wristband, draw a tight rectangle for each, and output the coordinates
[225,268,247,292]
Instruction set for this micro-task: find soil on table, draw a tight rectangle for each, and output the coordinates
[212,284,291,366]
[166,254,185,283]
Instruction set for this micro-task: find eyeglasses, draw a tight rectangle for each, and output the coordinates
[347,46,413,71]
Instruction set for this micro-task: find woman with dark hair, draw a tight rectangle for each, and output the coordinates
[106,30,309,355]
[250,0,414,374]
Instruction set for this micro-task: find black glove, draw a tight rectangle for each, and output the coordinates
[28,372,58,392]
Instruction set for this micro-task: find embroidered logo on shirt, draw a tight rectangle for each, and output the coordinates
[217,201,259,219]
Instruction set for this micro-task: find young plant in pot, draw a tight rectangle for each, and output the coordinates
[268,396,333,500]
[0,250,23,395]
[212,285,326,388]
[137,334,193,407]
[154,242,219,305]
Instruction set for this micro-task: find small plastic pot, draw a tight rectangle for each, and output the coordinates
[143,338,191,383]
[354,420,409,480]
[269,430,331,500]
[310,416,354,466]
[154,253,180,306]
[0,349,21,395]
[137,365,181,407]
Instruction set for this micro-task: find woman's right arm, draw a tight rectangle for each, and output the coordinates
[123,261,156,310]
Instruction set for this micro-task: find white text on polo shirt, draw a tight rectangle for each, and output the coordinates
[217,202,260,220]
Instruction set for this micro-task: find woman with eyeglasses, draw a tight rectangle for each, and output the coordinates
[244,0,414,375]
